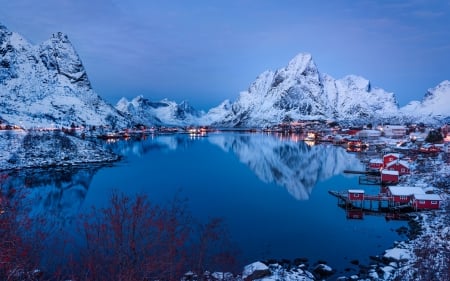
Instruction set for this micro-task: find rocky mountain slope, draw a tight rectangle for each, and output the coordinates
[400,80,450,124]
[119,53,449,128]
[2,23,448,130]
[203,53,400,127]
[116,96,202,127]
[0,23,128,129]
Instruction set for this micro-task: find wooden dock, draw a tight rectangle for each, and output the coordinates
[343,170,381,176]
[328,190,391,202]
[328,190,411,212]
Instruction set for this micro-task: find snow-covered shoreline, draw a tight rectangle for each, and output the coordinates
[380,162,450,280]
[1,130,448,280]
[189,153,450,281]
[0,130,119,171]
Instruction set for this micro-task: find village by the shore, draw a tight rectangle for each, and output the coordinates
[1,121,449,280]
[178,121,450,281]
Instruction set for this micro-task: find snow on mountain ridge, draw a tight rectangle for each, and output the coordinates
[205,53,400,127]
[0,23,128,129]
[400,80,450,123]
[119,52,447,128]
[115,96,202,126]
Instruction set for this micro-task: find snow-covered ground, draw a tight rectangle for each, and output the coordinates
[382,160,450,281]
[186,152,450,281]
[0,130,118,170]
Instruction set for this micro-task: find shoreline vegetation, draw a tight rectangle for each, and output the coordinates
[1,122,449,280]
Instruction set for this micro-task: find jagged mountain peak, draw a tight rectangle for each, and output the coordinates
[0,23,128,129]
[115,95,202,126]
[337,75,371,92]
[424,80,450,100]
[206,52,399,127]
[400,80,450,122]
[284,52,315,76]
[39,31,92,90]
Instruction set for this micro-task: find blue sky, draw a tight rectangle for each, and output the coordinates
[1,0,449,110]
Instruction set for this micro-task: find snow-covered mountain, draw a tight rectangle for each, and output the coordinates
[0,23,129,129]
[118,54,448,128]
[400,80,450,123]
[203,53,400,127]
[116,95,202,126]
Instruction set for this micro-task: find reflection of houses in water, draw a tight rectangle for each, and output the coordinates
[329,184,442,220]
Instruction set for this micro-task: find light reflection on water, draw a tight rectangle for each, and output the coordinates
[3,132,408,275]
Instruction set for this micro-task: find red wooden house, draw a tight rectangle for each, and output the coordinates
[412,194,442,210]
[368,158,383,170]
[385,160,411,175]
[348,189,365,201]
[383,153,400,166]
[386,186,425,205]
[381,170,399,184]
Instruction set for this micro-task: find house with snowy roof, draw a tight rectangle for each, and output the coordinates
[368,158,383,171]
[381,170,399,184]
[385,160,410,175]
[383,153,401,167]
[411,193,442,210]
[386,186,425,205]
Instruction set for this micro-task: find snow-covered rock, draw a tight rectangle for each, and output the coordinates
[0,130,118,170]
[400,80,450,123]
[116,95,202,127]
[241,261,315,281]
[242,261,271,280]
[113,53,449,128]
[205,53,400,127]
[0,23,129,129]
[384,247,412,262]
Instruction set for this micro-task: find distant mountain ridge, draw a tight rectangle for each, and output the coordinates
[118,54,449,128]
[116,96,202,127]
[203,53,400,127]
[0,23,128,129]
[400,80,450,123]
[1,23,448,129]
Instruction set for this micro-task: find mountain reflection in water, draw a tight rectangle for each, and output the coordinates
[108,132,364,200]
[208,133,364,200]
[1,133,407,274]
[1,166,103,228]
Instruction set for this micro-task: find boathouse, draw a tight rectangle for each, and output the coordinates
[411,194,442,210]
[348,189,365,201]
[383,153,401,167]
[386,186,425,205]
[381,170,399,184]
[385,160,411,175]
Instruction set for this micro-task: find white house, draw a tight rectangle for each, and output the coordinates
[382,125,407,138]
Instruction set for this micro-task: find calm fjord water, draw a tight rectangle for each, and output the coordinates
[7,132,408,273]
